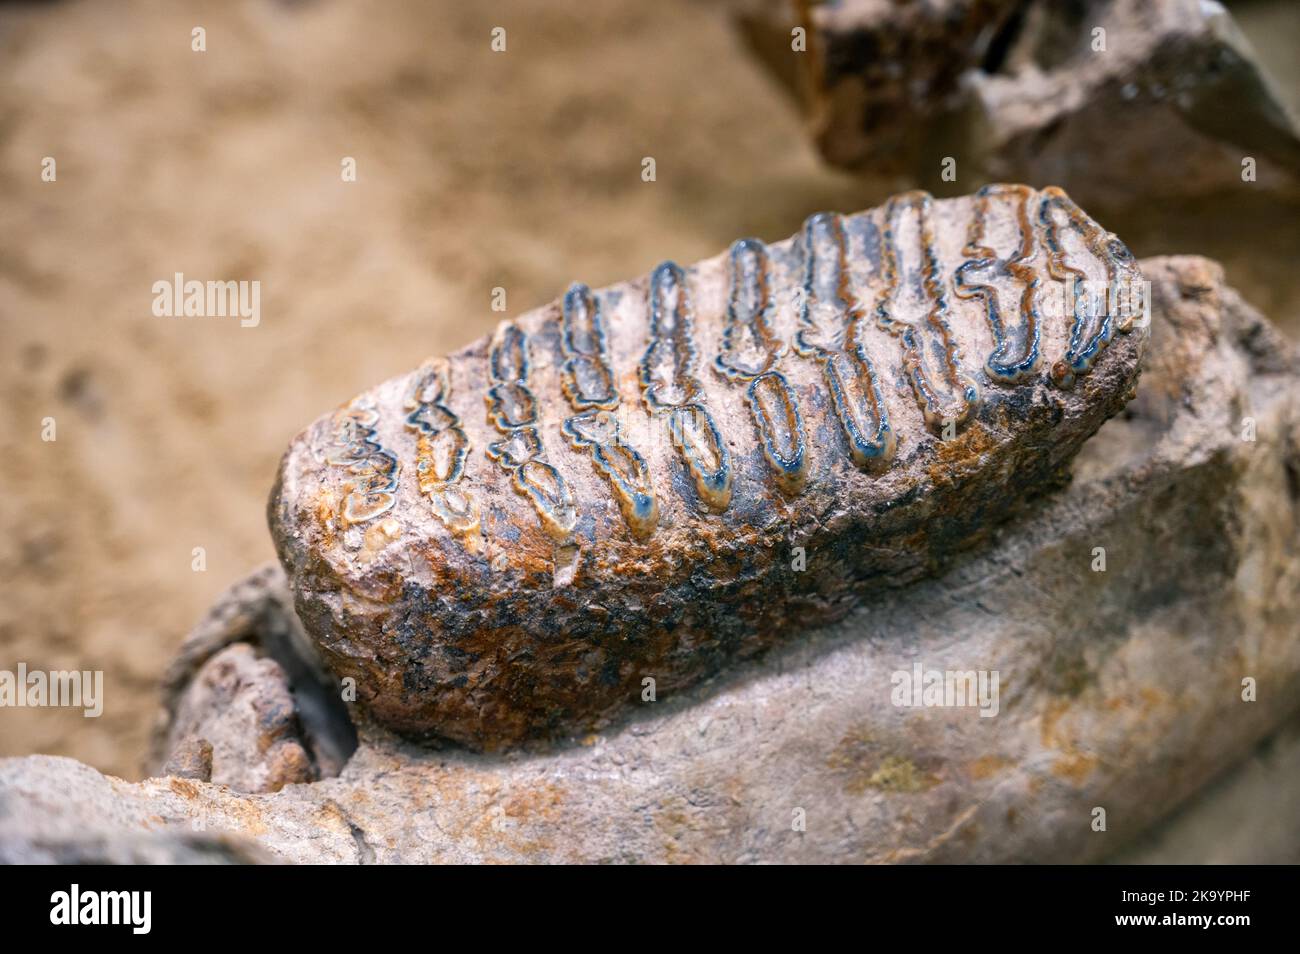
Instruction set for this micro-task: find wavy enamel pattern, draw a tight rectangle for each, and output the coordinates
[485,323,576,542]
[954,184,1044,384]
[641,261,733,512]
[877,191,982,433]
[794,213,895,468]
[324,402,400,524]
[405,359,479,535]
[716,239,808,494]
[1039,187,1144,388]
[559,283,658,539]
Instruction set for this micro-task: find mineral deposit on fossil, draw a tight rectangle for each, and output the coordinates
[269,185,1147,749]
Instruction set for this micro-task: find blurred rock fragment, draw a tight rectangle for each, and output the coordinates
[735,0,1300,205]
[150,564,357,793]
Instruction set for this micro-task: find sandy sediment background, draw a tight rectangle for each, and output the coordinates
[1,0,1297,779]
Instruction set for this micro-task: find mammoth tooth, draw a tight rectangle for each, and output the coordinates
[271,186,1147,749]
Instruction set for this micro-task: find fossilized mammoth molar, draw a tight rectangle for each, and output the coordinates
[269,185,1147,749]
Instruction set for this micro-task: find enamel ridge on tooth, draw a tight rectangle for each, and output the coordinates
[793,212,895,469]
[323,401,400,525]
[641,261,733,513]
[485,323,577,543]
[1039,186,1142,389]
[955,183,1044,385]
[405,359,479,536]
[559,283,658,540]
[877,191,982,434]
[717,238,809,495]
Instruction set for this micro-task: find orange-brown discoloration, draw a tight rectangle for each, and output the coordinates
[169,777,200,800]
[927,421,998,487]
[1052,751,1099,784]
[967,754,1012,781]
